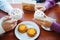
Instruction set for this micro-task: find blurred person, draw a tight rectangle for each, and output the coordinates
[0,0,17,34]
[36,0,58,11]
[34,0,60,33]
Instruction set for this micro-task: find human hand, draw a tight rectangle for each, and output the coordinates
[35,5,46,11]
[34,18,52,27]
[2,16,17,32]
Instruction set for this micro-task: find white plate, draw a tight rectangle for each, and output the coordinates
[15,21,40,40]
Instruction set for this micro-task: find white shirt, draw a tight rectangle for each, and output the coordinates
[0,0,13,34]
[0,17,5,34]
[0,0,13,13]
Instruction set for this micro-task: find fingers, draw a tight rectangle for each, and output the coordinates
[35,5,46,11]
[33,18,43,25]
[3,16,17,25]
[11,19,17,23]
[11,20,17,24]
[10,19,17,30]
[39,6,46,11]
[34,18,44,22]
[10,23,17,30]
[2,16,17,32]
[33,18,47,25]
[5,18,17,22]
[35,7,42,11]
[4,20,17,32]
[3,16,11,22]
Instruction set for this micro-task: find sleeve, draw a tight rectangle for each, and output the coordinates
[0,0,13,14]
[0,19,5,35]
[0,25,5,34]
[51,22,60,33]
[44,0,57,9]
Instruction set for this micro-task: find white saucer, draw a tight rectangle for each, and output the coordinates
[15,21,40,40]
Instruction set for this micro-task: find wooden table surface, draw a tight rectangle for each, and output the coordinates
[0,4,60,40]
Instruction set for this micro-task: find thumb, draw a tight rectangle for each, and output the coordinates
[10,19,17,23]
[3,17,11,22]
[6,18,17,23]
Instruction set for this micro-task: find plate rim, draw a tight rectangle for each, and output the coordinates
[15,21,40,40]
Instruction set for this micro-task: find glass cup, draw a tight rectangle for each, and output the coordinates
[34,10,56,31]
[34,10,47,20]
[22,0,36,12]
[9,8,23,20]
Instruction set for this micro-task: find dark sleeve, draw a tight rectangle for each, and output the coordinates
[51,22,60,33]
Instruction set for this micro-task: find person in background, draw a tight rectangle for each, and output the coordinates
[0,0,17,34]
[34,0,60,33]
[36,0,57,11]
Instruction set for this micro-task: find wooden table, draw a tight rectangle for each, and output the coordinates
[0,4,60,40]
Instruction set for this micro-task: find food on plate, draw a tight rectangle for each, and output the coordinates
[27,28,37,37]
[18,24,27,33]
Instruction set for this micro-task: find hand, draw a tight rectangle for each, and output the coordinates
[35,5,46,11]
[34,18,52,27]
[2,16,17,32]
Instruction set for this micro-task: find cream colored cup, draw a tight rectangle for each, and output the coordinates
[22,0,36,11]
[9,8,23,20]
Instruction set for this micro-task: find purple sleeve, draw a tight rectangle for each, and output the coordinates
[51,22,60,33]
[44,0,57,9]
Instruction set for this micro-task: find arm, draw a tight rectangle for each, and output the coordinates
[51,22,60,33]
[44,0,57,9]
[0,0,13,14]
[34,16,60,33]
[0,16,17,35]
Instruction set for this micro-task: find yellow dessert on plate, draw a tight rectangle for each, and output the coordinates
[18,24,27,33]
[27,28,37,37]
